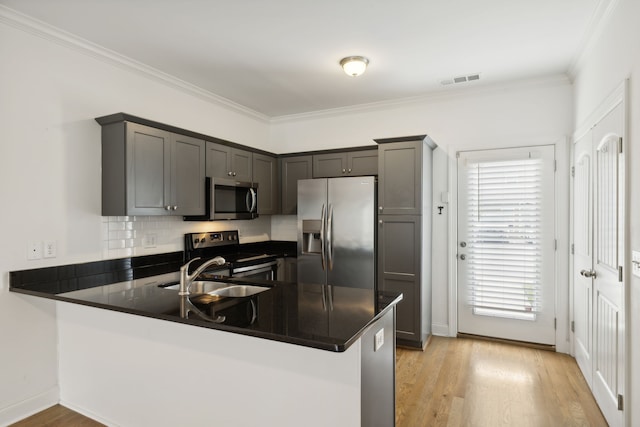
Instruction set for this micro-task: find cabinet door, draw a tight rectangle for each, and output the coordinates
[280,155,313,214]
[125,123,172,215]
[206,141,232,178]
[231,148,252,182]
[171,134,206,216]
[312,153,346,178]
[377,215,421,344]
[252,153,279,215]
[378,141,422,215]
[348,150,378,176]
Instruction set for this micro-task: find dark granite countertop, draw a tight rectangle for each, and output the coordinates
[10,256,401,352]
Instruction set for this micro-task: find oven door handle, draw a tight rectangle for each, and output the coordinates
[232,260,277,276]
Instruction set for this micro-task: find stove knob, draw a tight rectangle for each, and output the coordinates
[193,238,199,245]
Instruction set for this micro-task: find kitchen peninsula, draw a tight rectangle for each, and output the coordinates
[10,253,401,427]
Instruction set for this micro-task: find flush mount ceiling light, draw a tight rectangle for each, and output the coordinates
[340,56,369,77]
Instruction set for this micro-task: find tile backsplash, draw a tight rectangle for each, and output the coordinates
[101,215,283,259]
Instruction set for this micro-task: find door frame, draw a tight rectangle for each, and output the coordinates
[446,137,571,353]
[569,79,628,425]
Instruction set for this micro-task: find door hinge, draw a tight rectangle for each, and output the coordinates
[619,266,623,282]
[571,166,575,178]
[554,318,557,330]
[571,243,575,255]
[571,321,575,333]
[456,151,461,158]
[554,239,557,251]
[618,394,624,410]
[619,137,623,154]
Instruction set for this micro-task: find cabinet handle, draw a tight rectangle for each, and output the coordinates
[379,206,383,211]
[165,206,171,211]
[379,220,383,225]
[348,168,352,173]
[342,169,346,174]
[232,172,237,177]
[228,171,233,176]
[172,206,178,211]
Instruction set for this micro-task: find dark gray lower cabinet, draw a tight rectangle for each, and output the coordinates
[361,307,395,426]
[377,214,428,348]
[252,153,279,215]
[280,155,312,214]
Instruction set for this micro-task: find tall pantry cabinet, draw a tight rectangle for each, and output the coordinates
[376,135,436,348]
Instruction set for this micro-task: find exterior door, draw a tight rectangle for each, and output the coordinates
[457,146,556,345]
[591,103,625,427]
[572,132,593,387]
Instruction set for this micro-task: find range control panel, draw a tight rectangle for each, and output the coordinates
[186,230,239,250]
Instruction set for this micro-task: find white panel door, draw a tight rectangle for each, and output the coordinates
[457,146,556,345]
[592,103,625,427]
[573,132,593,387]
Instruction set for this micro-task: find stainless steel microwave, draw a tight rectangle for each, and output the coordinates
[184,177,258,221]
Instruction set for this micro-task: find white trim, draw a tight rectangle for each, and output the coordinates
[573,80,627,141]
[0,5,270,124]
[272,74,570,123]
[567,0,623,78]
[448,149,459,337]
[431,323,450,337]
[0,387,59,426]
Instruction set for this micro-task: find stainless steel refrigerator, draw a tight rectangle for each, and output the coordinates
[297,176,376,289]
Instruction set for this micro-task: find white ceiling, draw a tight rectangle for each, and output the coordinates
[1,0,605,118]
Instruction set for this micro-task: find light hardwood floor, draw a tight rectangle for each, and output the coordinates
[12,336,606,426]
[396,336,607,427]
[10,404,103,427]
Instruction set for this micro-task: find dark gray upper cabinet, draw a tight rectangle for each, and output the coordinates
[252,153,279,215]
[100,122,205,216]
[280,155,312,214]
[312,150,378,178]
[206,141,252,182]
[377,140,422,215]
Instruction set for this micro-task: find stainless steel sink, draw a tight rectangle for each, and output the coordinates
[210,285,269,297]
[160,281,269,297]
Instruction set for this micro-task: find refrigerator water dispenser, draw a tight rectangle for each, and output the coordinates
[302,219,322,254]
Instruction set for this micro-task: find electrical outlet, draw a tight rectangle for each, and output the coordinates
[43,240,57,258]
[27,241,42,260]
[143,234,157,248]
[374,328,384,352]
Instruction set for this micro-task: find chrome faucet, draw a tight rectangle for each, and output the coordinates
[179,257,225,296]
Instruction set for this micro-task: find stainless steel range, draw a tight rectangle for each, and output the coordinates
[184,230,278,281]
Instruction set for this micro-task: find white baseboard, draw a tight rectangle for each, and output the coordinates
[0,387,58,427]
[432,322,452,337]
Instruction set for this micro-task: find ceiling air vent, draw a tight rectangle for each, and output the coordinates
[441,73,481,86]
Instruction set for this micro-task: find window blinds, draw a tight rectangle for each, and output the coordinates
[465,156,544,321]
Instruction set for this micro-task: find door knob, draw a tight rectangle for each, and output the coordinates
[580,269,597,278]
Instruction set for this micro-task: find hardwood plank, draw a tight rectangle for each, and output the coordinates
[396,336,608,427]
[10,404,104,427]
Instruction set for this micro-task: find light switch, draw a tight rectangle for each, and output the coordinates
[374,328,384,352]
[632,251,640,278]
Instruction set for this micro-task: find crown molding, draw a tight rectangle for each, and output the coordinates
[567,0,621,78]
[0,5,270,123]
[271,74,572,124]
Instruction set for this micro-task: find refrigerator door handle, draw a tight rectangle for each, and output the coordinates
[327,204,334,270]
[320,204,326,271]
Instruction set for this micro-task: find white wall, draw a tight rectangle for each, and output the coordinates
[271,78,574,341]
[0,19,272,424]
[572,0,640,423]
